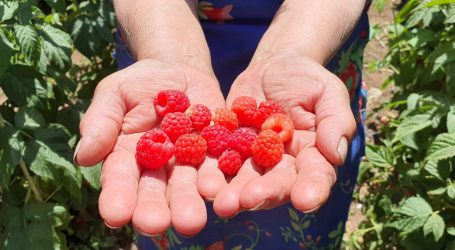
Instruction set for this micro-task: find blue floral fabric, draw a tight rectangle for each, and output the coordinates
[115,1,370,249]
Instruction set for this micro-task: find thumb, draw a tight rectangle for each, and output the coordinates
[314,75,356,167]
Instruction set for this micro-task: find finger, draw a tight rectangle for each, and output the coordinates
[167,164,207,236]
[284,130,316,157]
[213,159,263,218]
[75,73,126,166]
[132,168,171,236]
[225,71,266,108]
[122,102,158,134]
[99,134,141,228]
[315,76,356,166]
[239,155,296,210]
[291,147,337,213]
[197,157,227,200]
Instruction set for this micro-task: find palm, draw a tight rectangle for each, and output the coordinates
[75,59,225,236]
[214,54,356,216]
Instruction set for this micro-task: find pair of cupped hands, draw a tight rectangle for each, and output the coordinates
[73,52,356,237]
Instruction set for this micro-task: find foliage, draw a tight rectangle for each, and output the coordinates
[0,0,135,249]
[346,1,455,249]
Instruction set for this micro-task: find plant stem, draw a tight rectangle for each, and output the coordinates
[19,160,43,202]
[44,184,63,202]
[0,113,4,128]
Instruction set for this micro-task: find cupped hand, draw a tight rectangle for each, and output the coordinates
[211,53,356,217]
[74,59,225,236]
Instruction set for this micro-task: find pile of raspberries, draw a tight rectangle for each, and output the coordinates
[135,90,294,176]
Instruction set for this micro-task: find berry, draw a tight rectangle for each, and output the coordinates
[251,129,284,168]
[218,149,243,176]
[201,125,231,157]
[136,129,175,169]
[174,133,207,166]
[228,127,257,158]
[153,90,190,117]
[186,104,212,131]
[261,113,294,142]
[253,100,283,129]
[231,96,257,127]
[161,112,193,142]
[213,108,238,131]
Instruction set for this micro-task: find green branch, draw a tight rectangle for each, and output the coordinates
[19,160,43,202]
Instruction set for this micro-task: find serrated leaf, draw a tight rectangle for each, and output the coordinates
[388,215,429,233]
[0,1,19,22]
[44,0,66,12]
[398,197,433,216]
[366,145,393,168]
[447,227,455,236]
[424,160,451,180]
[14,24,40,63]
[0,126,23,188]
[39,24,71,48]
[37,24,72,70]
[80,163,101,190]
[423,213,445,241]
[14,107,45,130]
[426,133,455,161]
[394,114,433,141]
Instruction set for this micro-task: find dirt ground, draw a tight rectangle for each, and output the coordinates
[344,2,395,240]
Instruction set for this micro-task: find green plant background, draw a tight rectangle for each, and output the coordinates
[1,0,455,249]
[0,0,135,249]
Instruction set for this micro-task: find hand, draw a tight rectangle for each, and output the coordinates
[74,59,225,236]
[211,53,356,217]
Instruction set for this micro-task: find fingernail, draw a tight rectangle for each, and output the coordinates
[302,204,321,214]
[176,232,198,238]
[133,227,160,237]
[249,199,270,211]
[104,221,121,229]
[73,138,84,165]
[337,136,348,165]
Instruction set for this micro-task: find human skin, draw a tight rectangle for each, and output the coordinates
[73,0,366,236]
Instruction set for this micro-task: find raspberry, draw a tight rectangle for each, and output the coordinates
[218,149,243,176]
[213,108,238,131]
[153,90,190,117]
[135,129,175,169]
[186,104,212,132]
[161,112,193,142]
[227,127,257,158]
[231,96,257,127]
[201,125,231,157]
[261,113,294,142]
[253,100,283,129]
[174,133,207,166]
[251,129,284,168]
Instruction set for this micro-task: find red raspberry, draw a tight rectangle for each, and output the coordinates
[227,127,257,158]
[186,104,212,132]
[175,133,207,166]
[261,113,294,142]
[135,129,175,169]
[161,112,193,142]
[252,100,283,129]
[153,90,190,117]
[213,108,238,131]
[201,125,231,157]
[252,129,284,168]
[218,149,243,176]
[231,96,257,127]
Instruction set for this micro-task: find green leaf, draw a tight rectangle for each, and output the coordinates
[0,1,19,22]
[426,0,455,7]
[394,114,433,142]
[447,183,455,199]
[38,24,72,70]
[44,0,66,12]
[426,133,455,161]
[424,160,451,180]
[0,126,23,188]
[0,202,70,250]
[14,107,45,130]
[423,213,445,241]
[80,163,101,190]
[14,24,40,63]
[39,24,71,48]
[366,145,393,168]
[447,227,455,236]
[398,197,433,217]
[288,208,299,222]
[0,28,13,77]
[388,215,429,233]
[447,107,455,134]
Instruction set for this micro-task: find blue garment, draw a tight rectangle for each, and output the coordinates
[115,1,370,249]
